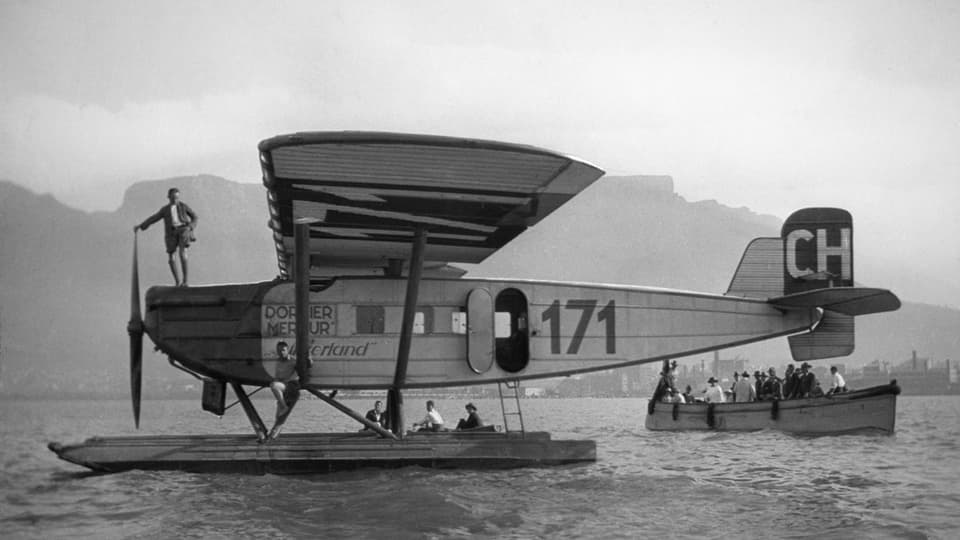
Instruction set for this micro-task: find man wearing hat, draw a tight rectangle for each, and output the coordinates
[665,360,678,392]
[703,376,725,403]
[734,370,755,402]
[762,367,783,400]
[797,362,818,398]
[783,364,798,399]
[753,371,765,400]
[456,402,483,430]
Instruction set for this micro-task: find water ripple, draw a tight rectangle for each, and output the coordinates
[1,396,959,538]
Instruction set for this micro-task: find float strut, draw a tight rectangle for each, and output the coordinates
[230,382,268,441]
[306,388,397,440]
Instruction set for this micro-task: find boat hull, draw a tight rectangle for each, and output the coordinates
[48,431,596,474]
[645,383,899,434]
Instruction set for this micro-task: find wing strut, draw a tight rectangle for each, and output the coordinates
[294,220,312,381]
[388,226,428,437]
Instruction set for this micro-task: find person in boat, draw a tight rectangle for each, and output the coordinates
[703,377,726,403]
[797,362,818,398]
[134,187,198,287]
[267,341,306,439]
[782,364,798,399]
[652,360,676,403]
[456,403,483,430]
[729,371,740,398]
[762,367,783,400]
[681,385,695,403]
[413,400,445,432]
[753,371,765,399]
[364,400,387,430]
[828,366,848,395]
[734,370,756,402]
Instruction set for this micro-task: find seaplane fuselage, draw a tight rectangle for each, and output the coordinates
[144,276,817,389]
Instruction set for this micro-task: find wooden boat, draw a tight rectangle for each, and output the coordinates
[645,381,900,434]
[48,431,596,474]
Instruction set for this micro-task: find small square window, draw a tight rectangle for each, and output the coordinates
[451,311,467,334]
[356,306,385,334]
[413,312,425,334]
[413,307,434,334]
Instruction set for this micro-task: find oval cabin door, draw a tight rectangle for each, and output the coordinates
[466,288,494,373]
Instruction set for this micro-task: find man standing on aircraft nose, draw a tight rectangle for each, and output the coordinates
[134,187,198,287]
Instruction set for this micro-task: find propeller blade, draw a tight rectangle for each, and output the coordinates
[129,326,142,429]
[131,232,141,322]
[128,233,143,428]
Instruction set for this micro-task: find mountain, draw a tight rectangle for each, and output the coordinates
[1,175,957,398]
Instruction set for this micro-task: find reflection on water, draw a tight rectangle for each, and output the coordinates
[1,396,958,539]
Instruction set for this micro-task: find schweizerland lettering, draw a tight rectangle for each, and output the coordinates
[784,227,851,280]
[285,341,375,358]
[311,342,373,357]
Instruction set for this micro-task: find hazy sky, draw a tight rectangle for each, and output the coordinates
[2,0,958,305]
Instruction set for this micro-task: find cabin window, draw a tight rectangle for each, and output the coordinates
[356,305,385,334]
[451,311,467,334]
[495,288,530,373]
[414,307,434,334]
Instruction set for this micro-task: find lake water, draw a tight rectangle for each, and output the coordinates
[1,395,958,539]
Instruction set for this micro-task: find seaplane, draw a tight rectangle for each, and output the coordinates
[49,131,900,474]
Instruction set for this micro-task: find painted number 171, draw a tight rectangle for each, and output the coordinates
[541,300,616,354]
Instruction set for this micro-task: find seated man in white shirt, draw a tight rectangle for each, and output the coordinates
[413,400,445,432]
[827,365,848,395]
[703,377,726,403]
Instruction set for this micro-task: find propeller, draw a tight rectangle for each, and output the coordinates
[127,231,143,428]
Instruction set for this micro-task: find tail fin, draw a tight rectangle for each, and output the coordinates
[727,208,854,298]
[726,208,900,361]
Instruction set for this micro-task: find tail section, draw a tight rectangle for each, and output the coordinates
[726,208,900,361]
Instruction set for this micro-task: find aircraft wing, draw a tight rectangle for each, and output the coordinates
[259,132,605,277]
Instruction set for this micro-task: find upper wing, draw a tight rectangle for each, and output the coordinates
[259,132,605,277]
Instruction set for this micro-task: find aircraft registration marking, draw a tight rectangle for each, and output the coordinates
[541,300,616,354]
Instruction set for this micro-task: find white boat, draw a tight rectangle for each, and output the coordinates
[645,382,900,434]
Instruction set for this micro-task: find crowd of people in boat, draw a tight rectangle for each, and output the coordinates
[654,360,848,404]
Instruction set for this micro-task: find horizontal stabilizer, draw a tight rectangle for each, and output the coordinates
[769,287,901,317]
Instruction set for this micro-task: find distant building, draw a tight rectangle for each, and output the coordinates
[846,351,959,395]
